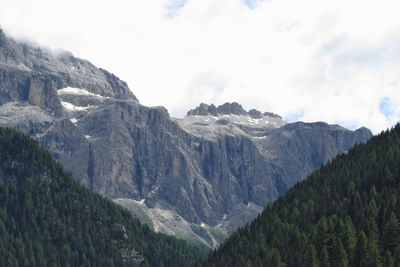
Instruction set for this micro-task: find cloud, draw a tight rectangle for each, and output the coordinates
[1,0,400,133]
[320,33,400,71]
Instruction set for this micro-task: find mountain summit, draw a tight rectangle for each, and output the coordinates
[187,102,282,119]
[0,28,372,248]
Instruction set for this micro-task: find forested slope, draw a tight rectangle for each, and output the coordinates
[0,127,203,266]
[198,124,400,267]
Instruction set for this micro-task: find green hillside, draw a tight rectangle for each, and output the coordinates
[0,127,203,266]
[198,124,400,267]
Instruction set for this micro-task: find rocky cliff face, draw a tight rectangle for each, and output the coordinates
[0,28,373,249]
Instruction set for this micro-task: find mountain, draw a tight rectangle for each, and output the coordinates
[198,124,400,266]
[0,28,372,248]
[0,127,203,266]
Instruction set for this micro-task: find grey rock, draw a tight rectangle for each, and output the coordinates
[248,109,263,119]
[0,28,373,249]
[216,102,247,115]
[187,103,218,116]
[187,102,282,120]
[0,29,136,101]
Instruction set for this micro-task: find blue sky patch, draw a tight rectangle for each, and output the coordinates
[379,97,396,119]
[166,0,188,18]
[334,121,358,131]
[244,0,264,9]
[284,109,304,123]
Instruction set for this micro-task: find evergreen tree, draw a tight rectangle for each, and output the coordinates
[341,217,356,263]
[320,245,330,267]
[333,239,348,267]
[383,251,394,267]
[303,244,319,267]
[354,231,368,267]
[365,236,382,267]
[270,248,284,267]
[383,212,400,253]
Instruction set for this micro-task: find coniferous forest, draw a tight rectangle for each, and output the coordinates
[197,124,400,267]
[2,123,400,267]
[0,127,203,266]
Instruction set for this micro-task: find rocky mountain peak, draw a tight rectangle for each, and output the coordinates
[0,28,6,49]
[186,103,218,116]
[186,102,282,119]
[187,102,246,116]
[248,109,282,120]
[216,102,247,115]
[0,27,137,101]
[0,28,18,64]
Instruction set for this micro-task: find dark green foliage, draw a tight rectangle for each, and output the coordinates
[0,127,203,266]
[199,123,400,266]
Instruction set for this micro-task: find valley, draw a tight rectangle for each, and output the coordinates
[0,27,372,250]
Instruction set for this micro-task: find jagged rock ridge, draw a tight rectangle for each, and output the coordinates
[0,28,373,249]
[187,102,282,119]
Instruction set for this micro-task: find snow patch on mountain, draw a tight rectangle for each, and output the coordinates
[57,87,109,99]
[190,114,284,128]
[176,113,287,140]
[61,101,92,111]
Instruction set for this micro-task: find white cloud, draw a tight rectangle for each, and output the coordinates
[1,0,400,133]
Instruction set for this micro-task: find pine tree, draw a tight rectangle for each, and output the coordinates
[340,217,356,264]
[333,239,348,267]
[383,213,400,253]
[315,216,329,248]
[392,244,400,267]
[320,245,330,267]
[365,233,382,267]
[270,248,284,267]
[303,244,319,267]
[354,231,368,267]
[383,251,394,267]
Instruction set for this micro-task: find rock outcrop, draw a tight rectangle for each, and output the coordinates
[0,28,373,249]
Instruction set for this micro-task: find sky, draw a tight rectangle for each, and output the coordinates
[1,0,400,134]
